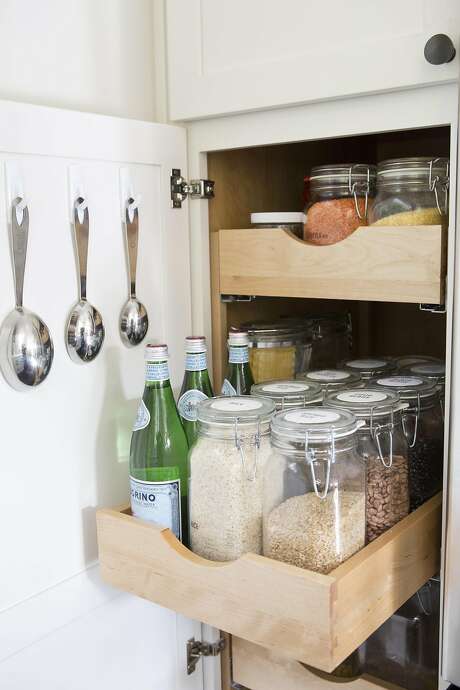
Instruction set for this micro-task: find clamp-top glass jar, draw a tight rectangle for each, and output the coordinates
[251,380,322,410]
[342,357,396,381]
[298,368,363,396]
[371,375,444,511]
[402,360,446,400]
[243,322,312,382]
[369,157,449,227]
[263,407,366,573]
[304,164,376,245]
[325,388,409,542]
[309,311,353,367]
[189,395,275,561]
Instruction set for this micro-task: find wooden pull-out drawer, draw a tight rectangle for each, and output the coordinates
[96,493,441,673]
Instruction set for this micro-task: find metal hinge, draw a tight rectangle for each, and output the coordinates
[221,294,256,303]
[419,303,446,314]
[186,636,226,675]
[171,168,215,208]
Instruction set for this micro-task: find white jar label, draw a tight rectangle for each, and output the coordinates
[221,379,237,396]
[228,346,250,364]
[130,477,181,540]
[185,352,207,371]
[133,400,150,431]
[178,389,208,421]
[262,382,309,393]
[337,390,388,403]
[285,409,340,424]
[307,370,350,381]
[346,359,387,369]
[211,398,262,412]
[411,363,445,375]
[145,361,170,382]
[377,376,424,387]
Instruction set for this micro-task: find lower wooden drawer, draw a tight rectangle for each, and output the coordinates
[96,493,441,674]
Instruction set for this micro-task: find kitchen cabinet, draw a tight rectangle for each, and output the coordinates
[165,0,460,121]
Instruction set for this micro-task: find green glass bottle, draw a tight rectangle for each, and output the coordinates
[221,330,254,396]
[129,343,189,544]
[178,336,214,446]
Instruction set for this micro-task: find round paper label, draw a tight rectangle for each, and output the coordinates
[285,409,341,424]
[211,398,263,412]
[377,376,423,387]
[262,382,309,393]
[346,359,387,369]
[337,390,388,403]
[411,363,445,375]
[307,370,350,381]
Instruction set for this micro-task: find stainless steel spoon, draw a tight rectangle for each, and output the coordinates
[0,197,54,390]
[66,198,105,363]
[119,198,148,347]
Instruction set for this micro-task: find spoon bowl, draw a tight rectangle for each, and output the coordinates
[66,299,105,363]
[120,297,148,347]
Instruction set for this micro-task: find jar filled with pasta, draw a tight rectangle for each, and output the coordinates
[243,322,312,383]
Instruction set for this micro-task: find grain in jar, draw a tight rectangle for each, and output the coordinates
[243,322,312,382]
[189,395,275,561]
[325,388,410,542]
[250,379,322,410]
[263,407,366,574]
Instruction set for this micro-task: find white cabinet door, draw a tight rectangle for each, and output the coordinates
[166,0,460,121]
[0,100,203,690]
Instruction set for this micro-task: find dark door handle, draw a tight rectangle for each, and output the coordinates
[424,34,456,64]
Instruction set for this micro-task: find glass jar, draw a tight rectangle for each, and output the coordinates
[250,212,305,238]
[369,157,449,226]
[309,311,353,367]
[371,375,444,511]
[243,322,312,382]
[325,388,410,542]
[250,379,322,410]
[297,368,363,396]
[303,164,376,245]
[189,395,275,561]
[342,357,396,381]
[402,360,446,399]
[263,407,366,574]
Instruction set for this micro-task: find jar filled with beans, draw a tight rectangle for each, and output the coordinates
[325,388,410,542]
[303,164,376,245]
[371,375,444,511]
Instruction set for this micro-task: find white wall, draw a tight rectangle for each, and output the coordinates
[0,0,157,121]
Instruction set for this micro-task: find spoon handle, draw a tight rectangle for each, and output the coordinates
[11,197,29,310]
[125,199,139,299]
[73,198,89,301]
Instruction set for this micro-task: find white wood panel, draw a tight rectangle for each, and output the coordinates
[166,0,460,120]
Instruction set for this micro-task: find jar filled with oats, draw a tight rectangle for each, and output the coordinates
[263,407,366,574]
[325,388,410,542]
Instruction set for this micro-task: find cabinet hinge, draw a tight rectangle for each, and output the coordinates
[419,303,446,314]
[221,294,256,303]
[186,636,226,675]
[171,168,215,208]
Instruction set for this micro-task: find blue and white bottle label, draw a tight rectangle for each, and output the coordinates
[130,476,181,540]
[145,361,170,382]
[185,352,208,371]
[228,346,249,364]
[178,389,208,421]
[221,379,237,396]
[133,400,150,431]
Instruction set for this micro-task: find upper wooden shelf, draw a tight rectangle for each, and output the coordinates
[97,493,441,674]
[217,226,446,304]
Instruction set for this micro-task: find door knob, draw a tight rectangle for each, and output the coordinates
[424,34,456,65]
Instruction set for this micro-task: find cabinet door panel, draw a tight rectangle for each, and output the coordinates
[166,0,460,121]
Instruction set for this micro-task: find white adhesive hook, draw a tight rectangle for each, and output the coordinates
[68,166,88,224]
[120,167,141,223]
[5,162,27,225]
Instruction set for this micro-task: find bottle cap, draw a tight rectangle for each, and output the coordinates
[185,336,207,353]
[228,330,250,346]
[145,343,168,361]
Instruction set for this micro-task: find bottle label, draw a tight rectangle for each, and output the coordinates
[229,346,249,364]
[146,361,170,382]
[285,409,341,424]
[221,379,237,396]
[185,352,207,371]
[337,390,388,403]
[130,476,181,540]
[178,389,208,421]
[133,400,150,431]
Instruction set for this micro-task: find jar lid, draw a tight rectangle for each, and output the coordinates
[405,361,445,382]
[300,368,362,388]
[243,321,309,347]
[371,375,438,401]
[377,157,449,184]
[309,311,351,335]
[185,336,206,353]
[250,212,305,224]
[251,380,322,404]
[342,357,396,376]
[271,406,363,444]
[309,163,377,191]
[395,354,442,369]
[325,387,407,418]
[145,343,168,361]
[197,395,275,427]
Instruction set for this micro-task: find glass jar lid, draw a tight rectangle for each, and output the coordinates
[342,357,396,377]
[371,375,438,403]
[395,354,442,369]
[325,387,407,418]
[309,163,377,192]
[243,321,310,348]
[250,212,305,225]
[403,361,445,386]
[271,406,363,447]
[197,395,275,429]
[300,368,362,389]
[376,157,449,186]
[309,311,351,336]
[251,380,322,406]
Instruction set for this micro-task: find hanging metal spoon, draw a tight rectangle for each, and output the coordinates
[0,197,54,390]
[119,198,148,347]
[66,197,105,363]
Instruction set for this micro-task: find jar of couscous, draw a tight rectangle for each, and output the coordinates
[243,322,312,383]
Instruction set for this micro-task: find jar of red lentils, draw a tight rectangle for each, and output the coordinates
[304,164,376,245]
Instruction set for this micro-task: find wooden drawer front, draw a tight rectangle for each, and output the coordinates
[232,638,403,690]
[218,226,446,304]
[96,494,441,674]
